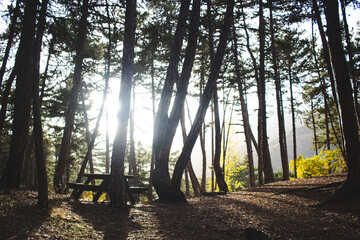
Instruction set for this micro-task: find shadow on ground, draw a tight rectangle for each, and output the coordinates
[0,190,56,239]
[68,200,141,239]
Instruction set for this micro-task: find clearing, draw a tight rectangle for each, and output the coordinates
[1,174,360,239]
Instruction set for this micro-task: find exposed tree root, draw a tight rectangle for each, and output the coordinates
[317,179,360,206]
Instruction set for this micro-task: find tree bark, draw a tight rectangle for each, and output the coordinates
[323,0,360,202]
[0,69,16,134]
[148,61,156,201]
[152,0,191,183]
[53,0,90,194]
[80,90,95,181]
[152,0,200,201]
[289,69,297,179]
[105,0,112,176]
[269,0,289,180]
[258,0,274,184]
[110,0,136,208]
[340,0,360,126]
[312,0,344,151]
[199,62,207,193]
[0,0,20,87]
[32,0,49,208]
[232,27,255,188]
[70,84,110,199]
[171,0,234,201]
[129,83,138,185]
[207,0,227,192]
[310,100,318,155]
[180,106,201,196]
[213,88,228,191]
[1,0,37,189]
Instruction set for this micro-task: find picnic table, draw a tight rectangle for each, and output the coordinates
[67,173,148,204]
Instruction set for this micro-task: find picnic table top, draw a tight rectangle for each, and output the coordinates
[83,173,134,179]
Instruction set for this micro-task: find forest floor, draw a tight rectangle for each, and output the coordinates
[1,173,360,240]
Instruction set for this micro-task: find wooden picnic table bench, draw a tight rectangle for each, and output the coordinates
[67,173,148,204]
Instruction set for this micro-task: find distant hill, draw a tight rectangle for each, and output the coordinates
[268,125,316,171]
[236,125,316,171]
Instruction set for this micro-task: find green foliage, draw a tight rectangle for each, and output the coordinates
[290,149,346,178]
[225,157,251,192]
[223,135,255,191]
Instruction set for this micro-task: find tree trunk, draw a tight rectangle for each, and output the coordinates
[270,0,289,180]
[70,82,110,199]
[258,0,274,184]
[211,102,215,191]
[207,0,227,192]
[289,69,297,179]
[152,0,190,179]
[171,0,234,201]
[208,0,215,192]
[1,0,37,189]
[80,90,95,182]
[323,1,360,202]
[129,83,138,185]
[110,0,136,208]
[340,0,360,126]
[312,0,344,150]
[152,0,199,201]
[148,61,156,201]
[0,69,16,134]
[32,0,49,208]
[53,0,89,194]
[105,0,112,176]
[199,62,207,193]
[180,106,201,196]
[310,100,318,155]
[213,88,228,191]
[0,0,20,87]
[232,27,255,188]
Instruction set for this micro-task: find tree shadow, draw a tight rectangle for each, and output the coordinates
[0,190,59,239]
[137,200,263,239]
[68,199,140,239]
[207,193,359,239]
[245,181,343,204]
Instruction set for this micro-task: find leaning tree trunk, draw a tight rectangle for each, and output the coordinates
[180,107,201,196]
[70,79,110,199]
[53,0,89,194]
[1,0,37,189]
[152,0,199,201]
[323,0,360,202]
[312,0,344,151]
[151,0,191,194]
[171,0,234,202]
[110,0,136,208]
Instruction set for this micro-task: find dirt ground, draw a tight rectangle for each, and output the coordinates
[1,174,360,239]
